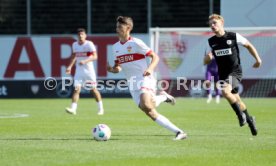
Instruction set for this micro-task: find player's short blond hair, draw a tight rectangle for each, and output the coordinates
[117,16,133,30]
[209,14,224,22]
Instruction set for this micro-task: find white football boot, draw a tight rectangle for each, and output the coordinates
[174,132,188,141]
[97,109,104,115]
[65,107,76,115]
[160,91,176,105]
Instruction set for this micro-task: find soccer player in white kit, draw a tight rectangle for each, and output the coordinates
[65,28,104,115]
[107,16,187,140]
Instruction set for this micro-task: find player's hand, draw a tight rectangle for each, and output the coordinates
[107,62,114,73]
[66,67,71,74]
[253,59,262,68]
[143,69,153,76]
[79,60,85,65]
[107,66,114,73]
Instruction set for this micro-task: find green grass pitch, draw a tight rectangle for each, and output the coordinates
[0,98,276,166]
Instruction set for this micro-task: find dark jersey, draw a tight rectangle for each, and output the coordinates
[207,31,247,80]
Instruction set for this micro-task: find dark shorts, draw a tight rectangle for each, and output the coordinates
[219,74,242,94]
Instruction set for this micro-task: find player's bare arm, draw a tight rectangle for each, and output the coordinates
[204,52,213,65]
[143,52,159,76]
[79,52,98,65]
[66,53,76,74]
[243,41,262,68]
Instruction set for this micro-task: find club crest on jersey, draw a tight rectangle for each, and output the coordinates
[226,40,232,45]
[127,46,132,53]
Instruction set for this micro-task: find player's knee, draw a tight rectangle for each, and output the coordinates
[221,90,231,99]
[147,110,158,120]
[73,86,81,93]
[91,88,99,94]
[139,100,154,111]
[139,104,157,120]
[238,101,246,110]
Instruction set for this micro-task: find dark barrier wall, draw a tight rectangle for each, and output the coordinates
[0,79,131,98]
[0,79,275,98]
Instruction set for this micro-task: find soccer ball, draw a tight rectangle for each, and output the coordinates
[92,124,111,141]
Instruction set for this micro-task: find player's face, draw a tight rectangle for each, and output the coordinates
[209,19,223,33]
[77,32,86,42]
[116,22,129,37]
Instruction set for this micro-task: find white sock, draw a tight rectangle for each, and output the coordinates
[71,102,77,111]
[97,101,104,111]
[155,114,183,134]
[154,95,167,107]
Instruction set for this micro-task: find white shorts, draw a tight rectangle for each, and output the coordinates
[129,76,156,106]
[74,71,97,89]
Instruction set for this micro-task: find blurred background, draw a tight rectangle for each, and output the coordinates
[0,0,275,98]
[0,0,220,34]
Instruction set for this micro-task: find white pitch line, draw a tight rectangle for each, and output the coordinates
[0,113,29,119]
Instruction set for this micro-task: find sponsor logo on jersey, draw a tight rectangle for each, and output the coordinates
[118,54,134,63]
[75,52,92,57]
[117,54,145,64]
[214,48,232,56]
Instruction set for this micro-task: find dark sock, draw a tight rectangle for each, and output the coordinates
[230,102,242,116]
[243,109,251,121]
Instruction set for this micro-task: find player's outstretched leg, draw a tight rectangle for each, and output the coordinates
[154,114,187,140]
[247,116,257,136]
[230,102,247,127]
[222,85,246,127]
[139,93,187,140]
[91,88,104,115]
[243,110,258,136]
[65,87,81,115]
[234,94,257,135]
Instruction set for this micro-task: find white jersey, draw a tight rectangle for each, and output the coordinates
[112,37,152,80]
[72,40,96,74]
[112,37,156,104]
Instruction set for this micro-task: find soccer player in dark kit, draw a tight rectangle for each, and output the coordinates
[204,14,262,136]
